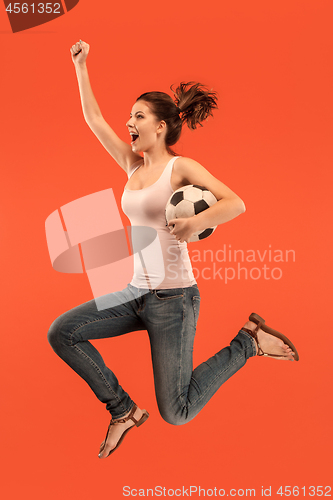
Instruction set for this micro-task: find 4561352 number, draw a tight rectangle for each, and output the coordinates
[277,486,331,496]
[5,3,61,14]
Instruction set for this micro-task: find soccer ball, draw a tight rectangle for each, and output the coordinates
[165,185,217,242]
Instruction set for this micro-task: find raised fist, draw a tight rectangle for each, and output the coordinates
[70,40,90,65]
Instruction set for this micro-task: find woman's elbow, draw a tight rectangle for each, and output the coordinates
[235,197,246,215]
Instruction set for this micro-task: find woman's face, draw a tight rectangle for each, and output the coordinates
[126,100,166,153]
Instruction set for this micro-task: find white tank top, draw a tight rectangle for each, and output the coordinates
[121,156,196,289]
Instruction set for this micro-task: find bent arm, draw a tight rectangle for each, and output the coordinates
[169,157,245,242]
[71,41,141,172]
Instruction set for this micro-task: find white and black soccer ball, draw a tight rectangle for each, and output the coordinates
[165,185,217,242]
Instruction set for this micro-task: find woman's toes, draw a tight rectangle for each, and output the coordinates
[99,438,115,458]
[99,444,111,458]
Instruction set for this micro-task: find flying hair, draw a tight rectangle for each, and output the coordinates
[171,82,218,130]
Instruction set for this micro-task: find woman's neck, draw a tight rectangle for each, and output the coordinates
[141,147,174,168]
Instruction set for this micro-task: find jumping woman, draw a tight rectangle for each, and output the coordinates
[48,40,299,459]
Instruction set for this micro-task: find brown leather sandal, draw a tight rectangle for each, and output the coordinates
[99,404,149,458]
[242,312,299,361]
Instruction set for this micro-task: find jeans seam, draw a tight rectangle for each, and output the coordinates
[189,350,246,410]
[73,344,128,415]
[239,330,257,357]
[153,292,184,301]
[188,331,255,411]
[137,295,146,313]
[177,292,187,412]
[68,313,132,343]
[192,296,200,324]
[67,314,135,416]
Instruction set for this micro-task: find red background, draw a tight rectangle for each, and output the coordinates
[1,1,332,498]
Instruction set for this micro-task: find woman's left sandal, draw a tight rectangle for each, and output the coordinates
[242,312,299,361]
[99,404,149,458]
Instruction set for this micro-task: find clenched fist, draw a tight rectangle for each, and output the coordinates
[70,40,90,65]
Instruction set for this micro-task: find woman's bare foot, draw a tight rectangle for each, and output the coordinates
[98,406,143,458]
[242,321,295,360]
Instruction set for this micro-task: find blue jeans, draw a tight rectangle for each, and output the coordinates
[48,284,256,425]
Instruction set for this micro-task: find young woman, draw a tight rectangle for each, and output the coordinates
[48,40,299,460]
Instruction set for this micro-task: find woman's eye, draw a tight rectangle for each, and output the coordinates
[137,115,144,119]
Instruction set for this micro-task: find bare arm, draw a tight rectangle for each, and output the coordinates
[70,41,142,173]
[168,157,246,242]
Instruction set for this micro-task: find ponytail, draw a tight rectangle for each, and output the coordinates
[171,82,218,130]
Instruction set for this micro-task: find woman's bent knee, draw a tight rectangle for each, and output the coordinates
[47,314,70,351]
[158,406,192,426]
[47,319,61,350]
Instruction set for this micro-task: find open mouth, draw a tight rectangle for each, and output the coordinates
[130,133,139,144]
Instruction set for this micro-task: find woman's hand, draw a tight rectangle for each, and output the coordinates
[167,217,198,243]
[70,40,90,65]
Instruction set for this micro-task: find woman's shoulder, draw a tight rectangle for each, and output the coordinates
[173,156,207,177]
[171,156,215,191]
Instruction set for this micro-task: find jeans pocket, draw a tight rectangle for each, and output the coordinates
[192,296,201,325]
[154,288,184,300]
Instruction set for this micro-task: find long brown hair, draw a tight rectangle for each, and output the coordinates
[136,82,218,155]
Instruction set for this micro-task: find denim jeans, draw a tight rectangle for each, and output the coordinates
[48,283,256,425]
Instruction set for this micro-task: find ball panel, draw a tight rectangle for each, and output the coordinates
[165,204,177,223]
[192,185,206,191]
[183,187,204,202]
[175,199,195,218]
[170,191,184,206]
[188,232,200,242]
[202,191,217,206]
[193,199,210,215]
[198,227,215,240]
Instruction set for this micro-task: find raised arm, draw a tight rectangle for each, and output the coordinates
[70,41,142,173]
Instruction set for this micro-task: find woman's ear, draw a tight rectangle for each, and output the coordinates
[157,120,167,135]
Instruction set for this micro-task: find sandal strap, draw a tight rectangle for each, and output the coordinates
[110,404,138,426]
[242,325,265,356]
[242,326,289,358]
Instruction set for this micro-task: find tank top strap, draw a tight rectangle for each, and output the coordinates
[162,156,181,186]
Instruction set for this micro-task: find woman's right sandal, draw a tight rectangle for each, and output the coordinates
[242,312,299,361]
